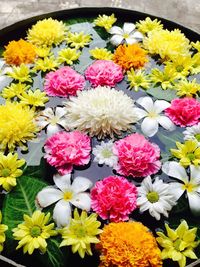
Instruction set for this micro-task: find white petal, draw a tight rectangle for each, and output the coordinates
[125,37,137,45]
[123,23,136,34]
[132,31,144,40]
[42,107,54,118]
[53,200,71,227]
[58,119,69,129]
[71,192,91,211]
[110,35,124,46]
[53,173,71,191]
[46,124,61,137]
[190,165,200,183]
[162,162,188,181]
[36,186,63,208]
[133,107,148,120]
[188,192,200,216]
[109,26,123,35]
[136,97,154,112]
[55,107,66,118]
[36,120,49,129]
[157,116,176,131]
[71,176,93,193]
[168,182,184,201]
[154,100,171,113]
[141,117,159,137]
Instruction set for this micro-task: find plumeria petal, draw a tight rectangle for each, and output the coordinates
[53,173,71,191]
[53,199,71,227]
[55,107,66,118]
[42,107,54,118]
[71,192,91,211]
[162,161,188,181]
[71,176,93,193]
[137,96,154,113]
[187,192,200,215]
[109,26,123,35]
[132,31,143,39]
[46,124,61,137]
[133,107,148,120]
[141,117,158,137]
[125,37,137,45]
[190,165,200,183]
[123,23,136,34]
[157,116,176,131]
[154,100,171,113]
[36,186,63,208]
[110,35,124,46]
[168,182,184,201]
[36,120,49,129]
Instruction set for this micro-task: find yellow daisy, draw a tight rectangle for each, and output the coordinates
[19,89,49,107]
[136,17,163,34]
[1,83,30,100]
[175,79,200,97]
[58,48,81,65]
[89,47,113,60]
[0,211,8,252]
[93,14,117,31]
[191,41,200,52]
[67,32,91,49]
[35,46,51,58]
[191,53,200,75]
[127,68,150,91]
[33,56,59,73]
[7,64,32,83]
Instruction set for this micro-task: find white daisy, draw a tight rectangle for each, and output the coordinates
[36,107,68,137]
[183,123,200,145]
[93,140,118,167]
[64,86,139,139]
[137,176,177,220]
[36,173,92,227]
[162,161,200,216]
[109,23,143,46]
[134,96,176,137]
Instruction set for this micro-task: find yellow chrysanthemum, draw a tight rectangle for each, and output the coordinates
[0,211,8,252]
[156,220,199,267]
[67,32,91,49]
[175,79,200,97]
[97,221,162,267]
[127,68,150,91]
[113,43,148,71]
[1,83,30,99]
[33,56,59,72]
[60,209,102,258]
[136,17,163,34]
[3,39,37,66]
[13,210,57,255]
[0,102,39,151]
[19,89,49,107]
[170,140,200,167]
[143,29,191,60]
[0,153,25,191]
[93,13,117,31]
[191,53,200,75]
[58,48,81,65]
[7,64,32,83]
[35,46,51,58]
[89,47,113,60]
[27,18,67,47]
[191,41,200,52]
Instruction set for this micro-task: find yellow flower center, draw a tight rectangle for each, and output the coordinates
[187,153,195,161]
[182,181,197,193]
[30,225,41,237]
[123,33,129,39]
[195,133,200,142]
[148,112,158,118]
[50,117,59,126]
[147,191,159,203]
[75,225,86,238]
[101,149,112,158]
[176,65,184,72]
[63,191,73,201]
[173,238,182,251]
[1,168,11,177]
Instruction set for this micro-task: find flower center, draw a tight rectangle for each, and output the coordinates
[30,226,41,237]
[173,238,182,251]
[182,181,197,193]
[176,65,184,72]
[1,168,11,177]
[195,133,200,142]
[146,191,159,203]
[148,112,158,118]
[101,149,113,158]
[75,225,86,238]
[187,153,195,161]
[63,191,73,201]
[123,33,129,39]
[50,116,59,126]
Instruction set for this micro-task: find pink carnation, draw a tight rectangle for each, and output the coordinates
[85,60,123,87]
[44,131,91,174]
[91,176,137,222]
[165,97,200,127]
[44,66,85,97]
[113,133,161,178]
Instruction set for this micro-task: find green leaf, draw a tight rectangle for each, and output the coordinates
[157,130,183,153]
[147,86,177,101]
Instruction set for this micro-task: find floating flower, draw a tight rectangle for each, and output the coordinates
[137,176,177,220]
[0,211,8,252]
[113,133,161,178]
[109,23,143,46]
[27,18,67,47]
[191,41,200,52]
[175,79,200,97]
[127,68,150,91]
[89,47,113,60]
[97,221,162,267]
[1,82,30,99]
[44,66,85,97]
[135,96,175,137]
[7,64,32,83]
[19,89,49,107]
[91,176,137,222]
[165,97,200,127]
[36,173,92,227]
[85,60,123,87]
[0,153,25,192]
[67,32,91,49]
[12,210,57,254]
[3,39,36,66]
[170,140,200,167]
[44,131,91,174]
[92,140,118,167]
[60,208,102,258]
[65,86,139,139]
[191,53,200,75]
[35,46,51,58]
[136,17,163,34]
[33,56,59,72]
[36,107,68,137]
[162,161,200,215]
[113,43,148,71]
[156,220,199,267]
[93,14,117,31]
[0,102,38,151]
[58,48,81,65]
[183,123,200,145]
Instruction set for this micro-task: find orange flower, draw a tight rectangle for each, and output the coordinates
[113,44,148,71]
[3,39,36,66]
[97,221,162,267]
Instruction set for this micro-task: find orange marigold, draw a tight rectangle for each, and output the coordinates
[113,44,148,71]
[3,39,36,66]
[97,221,162,267]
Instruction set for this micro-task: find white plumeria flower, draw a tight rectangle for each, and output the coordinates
[36,107,68,137]
[183,123,200,146]
[162,161,200,216]
[36,173,92,227]
[134,96,176,137]
[93,140,118,167]
[137,176,177,220]
[109,22,143,46]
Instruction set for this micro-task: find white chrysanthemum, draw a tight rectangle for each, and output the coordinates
[183,122,200,145]
[93,140,118,167]
[137,176,177,220]
[64,86,139,139]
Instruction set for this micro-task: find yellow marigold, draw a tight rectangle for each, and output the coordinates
[136,17,163,34]
[113,44,148,71]
[90,47,113,60]
[27,18,67,47]
[93,14,117,31]
[0,102,39,151]
[143,29,191,61]
[97,221,162,267]
[0,211,8,252]
[3,39,36,66]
